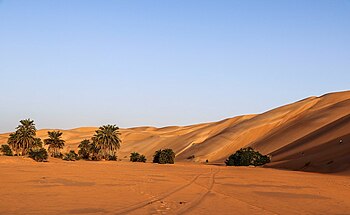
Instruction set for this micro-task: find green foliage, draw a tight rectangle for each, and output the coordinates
[32,138,43,150]
[106,154,117,161]
[78,139,91,160]
[63,150,79,161]
[44,131,65,158]
[7,119,37,155]
[130,152,147,162]
[28,148,48,162]
[225,147,270,166]
[0,144,13,156]
[92,125,121,160]
[153,149,175,164]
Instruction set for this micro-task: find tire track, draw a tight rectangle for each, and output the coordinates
[114,173,202,214]
[176,168,220,215]
[178,168,279,215]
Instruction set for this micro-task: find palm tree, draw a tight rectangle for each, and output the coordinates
[32,138,43,150]
[44,131,65,158]
[91,125,121,160]
[78,139,91,160]
[8,119,37,155]
[7,132,19,155]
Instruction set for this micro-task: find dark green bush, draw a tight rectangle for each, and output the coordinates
[0,144,13,156]
[52,152,63,158]
[138,155,147,163]
[225,147,270,166]
[29,148,48,162]
[78,139,91,160]
[106,154,117,161]
[130,152,147,162]
[63,150,79,161]
[153,149,175,164]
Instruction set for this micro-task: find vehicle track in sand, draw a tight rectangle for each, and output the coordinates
[175,168,219,214]
[114,173,203,214]
[175,168,279,215]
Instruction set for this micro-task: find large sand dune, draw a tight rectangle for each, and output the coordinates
[1,91,350,173]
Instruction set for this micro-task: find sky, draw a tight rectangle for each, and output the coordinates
[0,0,349,132]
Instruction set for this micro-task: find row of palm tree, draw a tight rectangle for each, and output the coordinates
[5,119,122,161]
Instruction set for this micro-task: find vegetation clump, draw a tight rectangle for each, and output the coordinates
[91,125,121,160]
[130,152,147,162]
[63,150,79,161]
[77,125,121,161]
[225,147,270,166]
[78,139,91,160]
[0,144,13,156]
[153,149,175,164]
[28,148,48,162]
[44,131,65,158]
[7,119,38,156]
[106,154,118,161]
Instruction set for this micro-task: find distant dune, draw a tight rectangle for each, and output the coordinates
[1,90,349,173]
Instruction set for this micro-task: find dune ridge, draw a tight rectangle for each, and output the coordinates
[1,90,349,173]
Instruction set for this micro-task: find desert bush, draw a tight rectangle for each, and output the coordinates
[130,152,147,162]
[225,147,270,166]
[63,150,79,161]
[78,139,91,160]
[106,154,117,161]
[28,148,48,162]
[0,144,13,156]
[153,149,175,164]
[138,155,147,162]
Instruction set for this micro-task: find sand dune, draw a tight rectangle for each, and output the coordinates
[1,90,350,173]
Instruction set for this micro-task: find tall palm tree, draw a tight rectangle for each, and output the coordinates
[8,119,37,155]
[91,125,121,159]
[44,131,65,157]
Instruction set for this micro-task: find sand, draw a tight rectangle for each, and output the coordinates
[0,156,349,215]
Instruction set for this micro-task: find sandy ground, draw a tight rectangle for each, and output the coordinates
[0,157,349,215]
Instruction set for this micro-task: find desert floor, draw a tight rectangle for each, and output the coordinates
[0,157,349,215]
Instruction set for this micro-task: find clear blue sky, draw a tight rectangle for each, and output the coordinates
[0,0,349,132]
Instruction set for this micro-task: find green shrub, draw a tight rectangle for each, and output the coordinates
[51,152,63,158]
[63,150,79,161]
[78,139,91,160]
[29,148,48,162]
[106,154,117,161]
[138,155,147,163]
[0,144,13,156]
[153,149,175,164]
[225,147,270,166]
[130,152,147,162]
